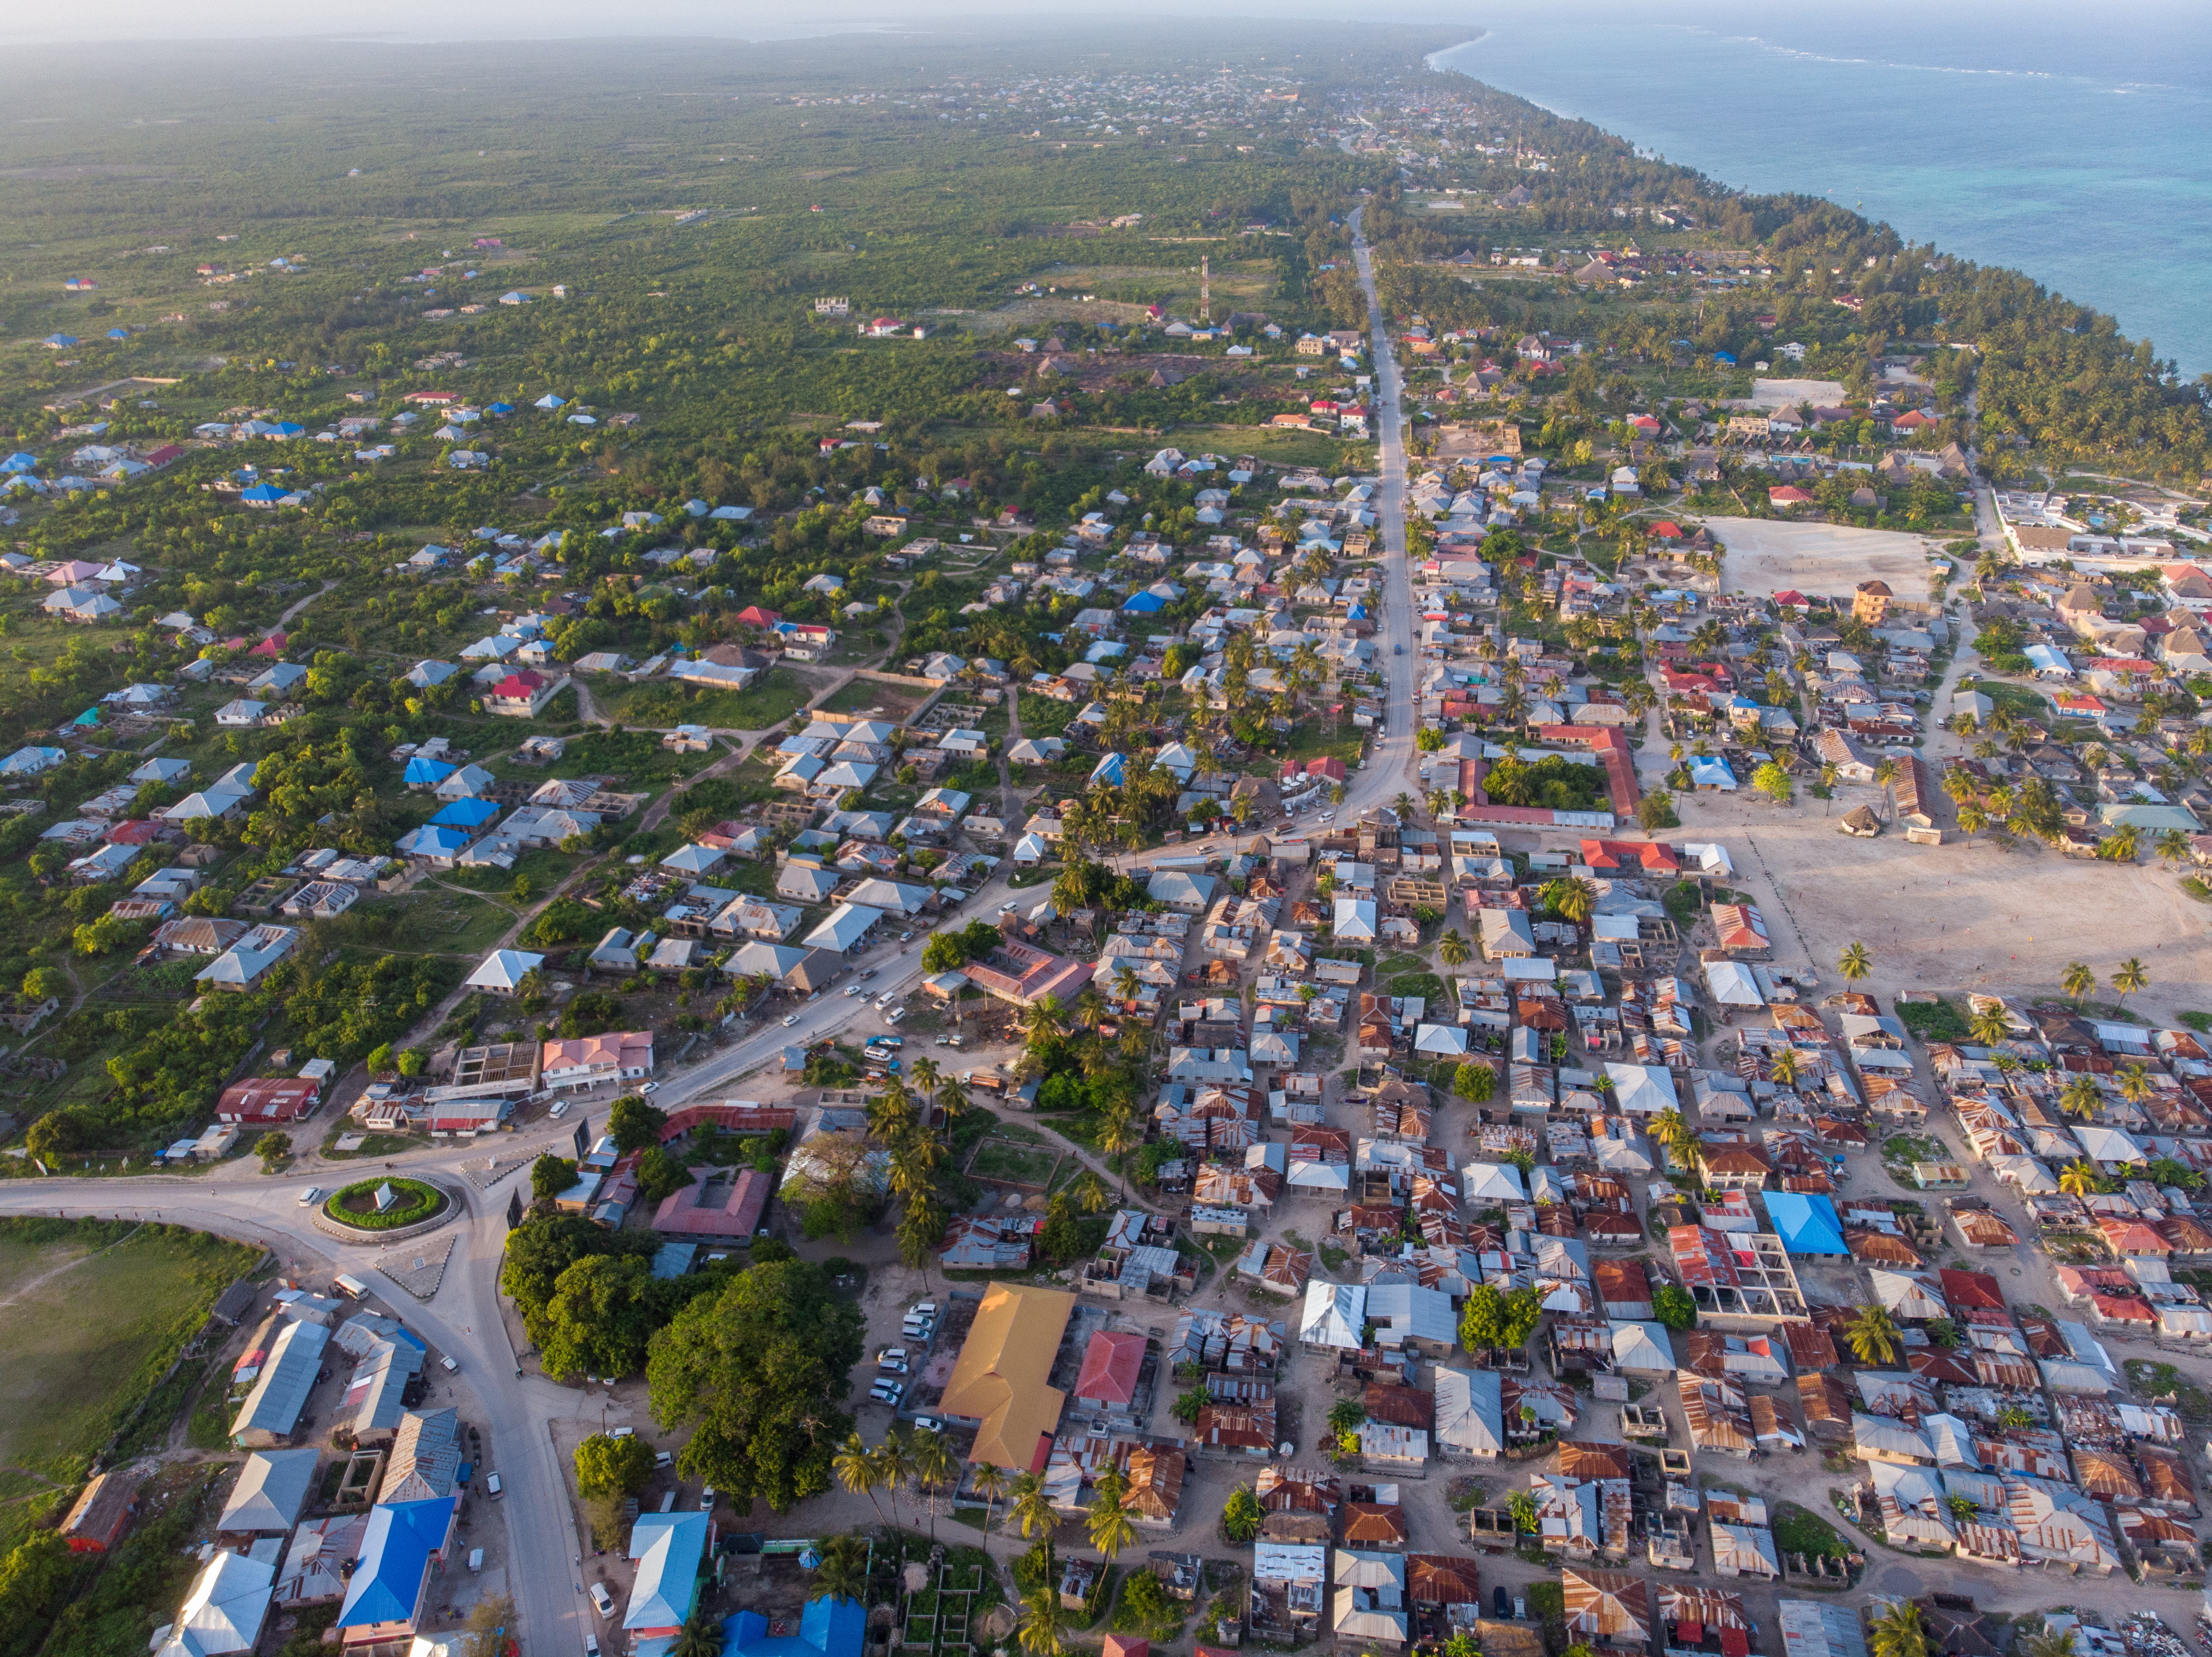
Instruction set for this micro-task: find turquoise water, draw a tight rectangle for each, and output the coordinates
[1431,11,2212,378]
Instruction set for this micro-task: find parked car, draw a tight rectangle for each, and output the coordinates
[699,1486,716,1512]
[1493,1589,1510,1620]
[878,1347,909,1364]
[638,1080,658,1094]
[586,1637,601,1657]
[876,1357,909,1376]
[885,1006,905,1025]
[912,1416,945,1435]
[549,1101,570,1118]
[654,1450,673,1470]
[589,1583,615,1617]
[485,1472,503,1500]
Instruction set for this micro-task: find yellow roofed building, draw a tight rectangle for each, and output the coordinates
[938,1283,1075,1472]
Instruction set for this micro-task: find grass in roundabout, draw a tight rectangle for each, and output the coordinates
[322,1176,449,1231]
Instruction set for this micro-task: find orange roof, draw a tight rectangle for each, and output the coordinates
[940,1284,1073,1472]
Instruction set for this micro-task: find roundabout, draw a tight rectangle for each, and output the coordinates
[315,1176,457,1242]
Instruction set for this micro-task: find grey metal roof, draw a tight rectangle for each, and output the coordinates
[218,1448,321,1534]
[232,1319,329,1441]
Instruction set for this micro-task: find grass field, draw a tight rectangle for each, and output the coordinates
[609,667,817,731]
[0,1218,261,1544]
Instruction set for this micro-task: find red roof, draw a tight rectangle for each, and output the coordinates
[492,671,547,699]
[1073,1329,1146,1406]
[103,819,164,846]
[1650,521,1682,539]
[1772,590,1810,608]
[248,633,286,658]
[736,606,781,630]
[1936,1268,2006,1310]
[1306,756,1347,782]
[1580,838,1681,874]
[143,445,184,467]
[216,1078,320,1124]
[1768,486,1814,504]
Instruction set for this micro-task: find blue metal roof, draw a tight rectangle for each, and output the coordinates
[1763,1190,1846,1255]
[726,1599,866,1657]
[338,1497,455,1629]
[427,797,500,828]
[402,756,455,785]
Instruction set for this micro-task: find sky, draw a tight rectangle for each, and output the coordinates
[11,0,2198,46]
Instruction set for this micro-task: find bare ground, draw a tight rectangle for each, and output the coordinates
[1703,515,1941,601]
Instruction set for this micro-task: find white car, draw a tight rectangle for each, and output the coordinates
[876,991,896,1007]
[548,1101,570,1118]
[885,1006,906,1025]
[781,1013,800,1026]
[589,1583,615,1618]
[845,983,864,996]
[638,1080,658,1094]
[297,1187,322,1206]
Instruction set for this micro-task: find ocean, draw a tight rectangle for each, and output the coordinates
[1430,9,2212,379]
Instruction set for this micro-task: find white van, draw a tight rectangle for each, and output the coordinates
[484,1472,503,1499]
[333,1273,371,1301]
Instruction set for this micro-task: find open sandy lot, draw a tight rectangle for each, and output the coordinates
[1750,375,1848,408]
[1704,515,1939,601]
[1666,784,2212,1024]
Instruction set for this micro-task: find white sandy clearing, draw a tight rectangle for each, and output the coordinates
[1751,376,1848,408]
[1666,785,2212,1026]
[1704,515,1937,601]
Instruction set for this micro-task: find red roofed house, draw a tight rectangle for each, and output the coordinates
[1771,590,1811,614]
[1710,903,1772,957]
[1104,1638,1149,1657]
[1935,1269,2007,1311]
[736,606,782,631]
[485,668,568,718]
[1072,1329,1147,1414]
[1580,839,1681,875]
[540,1030,654,1092]
[216,1077,322,1125]
[249,633,287,659]
[1533,725,1640,818]
[651,1167,770,1244]
[143,444,185,469]
[1768,486,1814,508]
[62,1473,136,1553]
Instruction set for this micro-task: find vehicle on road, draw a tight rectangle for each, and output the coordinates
[845,984,864,996]
[781,1013,799,1026]
[297,1187,322,1206]
[589,1583,615,1617]
[1393,643,1404,654]
[485,1472,504,1500]
[638,1080,658,1094]
[439,1355,459,1374]
[898,930,914,941]
[858,967,876,980]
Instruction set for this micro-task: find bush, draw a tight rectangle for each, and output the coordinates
[322,1178,444,1230]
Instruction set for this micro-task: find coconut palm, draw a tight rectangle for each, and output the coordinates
[1099,1107,1141,1201]
[1111,964,1140,1006]
[2058,1159,2102,1199]
[2117,1061,2154,1108]
[1968,1005,2011,1049]
[972,1460,1007,1549]
[2157,827,2193,870]
[868,1080,918,1141]
[908,1055,943,1113]
[873,1427,916,1534]
[1073,984,1106,1032]
[1767,1045,1802,1089]
[2061,961,2096,1004]
[810,1535,870,1607]
[1017,1584,1068,1657]
[1843,1302,1901,1365]
[933,1080,968,1127]
[672,1609,727,1657]
[1542,875,1598,925]
[887,1130,945,1202]
[834,1431,887,1527]
[1837,941,1873,984]
[2113,956,2150,1006]
[1438,930,1469,968]
[2018,1630,2079,1657]
[909,1426,958,1542]
[1868,1601,1928,1657]
[1073,1171,1110,1214]
[1650,1108,1692,1166]
[1009,1468,1056,1540]
[1393,791,1417,822]
[1086,1466,1137,1562]
[2058,1075,2102,1122]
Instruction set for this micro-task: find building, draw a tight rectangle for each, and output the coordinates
[1778,1601,1869,1657]
[1072,1330,1147,1414]
[380,1408,462,1505]
[195,925,301,991]
[61,1472,136,1553]
[232,1319,331,1448]
[539,1030,654,1091]
[153,1549,276,1657]
[216,1449,320,1538]
[215,1077,321,1126]
[725,1600,867,1657]
[626,1511,713,1637]
[652,1168,772,1244]
[1851,580,1893,627]
[938,1284,1074,1472]
[333,1497,457,1656]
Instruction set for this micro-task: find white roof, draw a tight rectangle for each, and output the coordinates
[1432,1366,1504,1456]
[1460,1161,1526,1203]
[1608,1319,1675,1373]
[2073,1124,2144,1164]
[1703,959,1764,1007]
[1413,1023,1469,1056]
[1869,1269,1947,1320]
[1605,1061,1677,1115]
[464,949,544,991]
[158,1550,275,1657]
[1299,1280,1366,1349]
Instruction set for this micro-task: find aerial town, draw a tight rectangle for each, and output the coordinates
[2,32,2211,1657]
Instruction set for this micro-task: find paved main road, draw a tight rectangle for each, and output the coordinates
[0,211,1427,1657]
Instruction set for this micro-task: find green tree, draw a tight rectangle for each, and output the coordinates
[609,1094,670,1153]
[634,1144,695,1206]
[1452,1060,1495,1102]
[575,1431,657,1497]
[531,1154,579,1202]
[2061,961,2096,1003]
[1837,941,1872,984]
[540,1253,662,1380]
[1458,1283,1542,1353]
[1505,1489,1539,1533]
[254,1131,292,1172]
[646,1258,865,1512]
[1086,1465,1137,1561]
[1843,1302,1901,1365]
[2113,956,2150,1006]
[810,1535,869,1606]
[1172,1385,1207,1426]
[1868,1602,1928,1657]
[1222,1483,1264,1543]
[1651,1283,1697,1331]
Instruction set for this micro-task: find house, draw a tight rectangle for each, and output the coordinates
[1072,1330,1148,1414]
[231,1318,330,1447]
[217,1449,320,1539]
[725,1600,867,1657]
[937,1284,1074,1472]
[333,1498,457,1652]
[1332,1550,1408,1650]
[195,925,301,992]
[626,1512,713,1636]
[1149,869,1217,913]
[154,1549,276,1657]
[652,1168,772,1245]
[1561,1568,1652,1649]
[463,949,544,994]
[61,1472,137,1553]
[216,1078,320,1126]
[540,1031,653,1091]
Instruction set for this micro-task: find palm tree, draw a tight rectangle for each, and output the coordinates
[1843,1302,1901,1365]
[672,1609,727,1657]
[874,1427,916,1535]
[1111,965,1140,1006]
[1392,790,1416,822]
[2018,1631,2078,1657]
[2101,824,2143,863]
[1086,1466,1137,1562]
[1073,984,1106,1032]
[2062,961,2096,1004]
[933,1080,968,1127]
[1098,1107,1140,1201]
[908,1055,943,1114]
[887,1130,945,1202]
[834,1431,887,1527]
[1438,930,1469,968]
[810,1535,870,1606]
[910,1426,958,1542]
[1073,1171,1110,1214]
[1767,1045,1802,1090]
[1868,1601,1928,1657]
[1968,1005,2010,1049]
[869,1080,918,1141]
[972,1460,1007,1549]
[1650,1108,1691,1167]
[2058,1159,2102,1199]
[1542,876,1598,925]
[1009,1468,1056,1540]
[1837,941,1872,984]
[1017,1584,1067,1657]
[2117,1061,2154,1108]
[2114,956,2150,1007]
[2157,827,2193,870]
[2058,1075,2101,1121]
